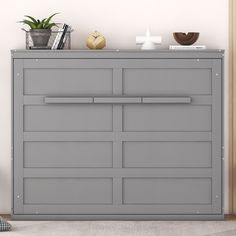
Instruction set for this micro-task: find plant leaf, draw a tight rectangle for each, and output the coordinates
[20,19,34,24]
[41,18,47,23]
[45,23,57,29]
[20,20,36,29]
[44,13,59,26]
[19,13,60,29]
[24,15,37,24]
[37,22,44,28]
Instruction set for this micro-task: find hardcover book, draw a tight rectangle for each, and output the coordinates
[169,45,207,50]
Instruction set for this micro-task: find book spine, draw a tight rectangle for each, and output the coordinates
[51,24,65,50]
[169,45,206,50]
[51,30,61,49]
[57,24,68,49]
[60,26,71,49]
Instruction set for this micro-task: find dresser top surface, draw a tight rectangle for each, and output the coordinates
[11,49,224,59]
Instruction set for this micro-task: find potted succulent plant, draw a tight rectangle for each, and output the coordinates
[19,13,59,47]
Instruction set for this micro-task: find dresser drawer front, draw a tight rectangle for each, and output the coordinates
[24,68,113,95]
[123,104,212,132]
[23,58,214,96]
[123,68,212,95]
[24,103,211,132]
[123,141,211,168]
[123,178,211,205]
[24,105,113,132]
[24,141,113,168]
[24,178,113,205]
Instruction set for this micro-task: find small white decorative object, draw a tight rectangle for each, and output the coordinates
[136,28,162,50]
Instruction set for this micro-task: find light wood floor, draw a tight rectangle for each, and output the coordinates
[0,218,236,236]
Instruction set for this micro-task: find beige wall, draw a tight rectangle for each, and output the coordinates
[0,0,229,213]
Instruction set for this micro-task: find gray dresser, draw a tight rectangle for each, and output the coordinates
[12,50,224,220]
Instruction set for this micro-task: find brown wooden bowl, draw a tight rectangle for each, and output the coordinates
[173,32,200,45]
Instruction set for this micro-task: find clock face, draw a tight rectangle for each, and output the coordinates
[87,31,106,49]
[91,31,100,39]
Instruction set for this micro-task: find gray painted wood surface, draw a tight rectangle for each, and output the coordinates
[12,50,223,220]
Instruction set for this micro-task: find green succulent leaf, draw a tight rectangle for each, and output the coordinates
[41,18,47,23]
[44,13,59,26]
[37,22,44,28]
[24,15,37,24]
[46,23,57,29]
[20,20,37,29]
[19,13,60,29]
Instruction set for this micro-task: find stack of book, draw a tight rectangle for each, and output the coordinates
[169,45,207,50]
[51,24,71,50]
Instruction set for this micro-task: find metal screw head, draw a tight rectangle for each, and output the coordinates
[17,73,20,76]
[216,195,219,198]
[17,195,20,199]
[197,59,200,62]
[35,59,39,62]
[216,73,219,76]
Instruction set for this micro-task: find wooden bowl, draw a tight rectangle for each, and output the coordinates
[173,32,200,45]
